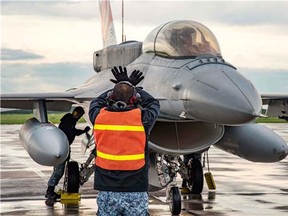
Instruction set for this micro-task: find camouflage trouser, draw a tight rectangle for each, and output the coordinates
[96,191,149,216]
[48,152,70,187]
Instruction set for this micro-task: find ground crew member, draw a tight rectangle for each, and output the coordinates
[89,66,160,216]
[45,106,90,199]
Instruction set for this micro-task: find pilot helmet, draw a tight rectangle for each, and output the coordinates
[180,27,195,44]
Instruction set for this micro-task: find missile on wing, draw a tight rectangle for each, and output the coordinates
[214,123,288,162]
[19,118,69,166]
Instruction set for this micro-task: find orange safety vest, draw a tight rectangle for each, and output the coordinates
[94,108,146,171]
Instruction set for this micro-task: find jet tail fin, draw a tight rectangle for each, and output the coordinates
[99,0,117,47]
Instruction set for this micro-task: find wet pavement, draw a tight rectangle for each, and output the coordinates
[0,123,287,215]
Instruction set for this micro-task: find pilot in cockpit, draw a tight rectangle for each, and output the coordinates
[172,27,216,57]
[172,27,200,57]
[179,28,195,45]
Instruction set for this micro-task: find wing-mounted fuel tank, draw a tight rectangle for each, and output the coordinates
[149,121,224,155]
[214,123,288,162]
[19,118,69,166]
[93,41,142,72]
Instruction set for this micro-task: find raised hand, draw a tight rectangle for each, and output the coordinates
[129,70,144,86]
[110,66,129,84]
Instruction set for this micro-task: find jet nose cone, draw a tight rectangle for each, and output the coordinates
[183,65,262,125]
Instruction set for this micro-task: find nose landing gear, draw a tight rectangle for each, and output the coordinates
[167,185,181,215]
[153,152,207,215]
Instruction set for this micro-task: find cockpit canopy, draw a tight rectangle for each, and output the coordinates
[142,20,222,58]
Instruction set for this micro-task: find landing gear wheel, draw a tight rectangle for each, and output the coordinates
[168,186,181,215]
[188,158,203,194]
[67,161,80,193]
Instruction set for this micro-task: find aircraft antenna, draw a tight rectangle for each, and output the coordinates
[122,0,125,42]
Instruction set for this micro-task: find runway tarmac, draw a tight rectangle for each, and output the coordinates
[1,123,287,215]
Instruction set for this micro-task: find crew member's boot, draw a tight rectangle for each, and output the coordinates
[45,185,60,199]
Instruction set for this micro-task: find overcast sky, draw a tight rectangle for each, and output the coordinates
[1,0,288,94]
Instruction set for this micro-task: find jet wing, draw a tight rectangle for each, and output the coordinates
[261,93,288,117]
[0,92,90,111]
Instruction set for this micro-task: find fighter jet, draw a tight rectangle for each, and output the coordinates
[1,0,288,214]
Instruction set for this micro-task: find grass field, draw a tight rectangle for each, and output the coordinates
[0,113,87,124]
[0,112,286,124]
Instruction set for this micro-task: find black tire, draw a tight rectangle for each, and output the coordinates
[169,187,181,215]
[189,158,203,194]
[67,161,80,193]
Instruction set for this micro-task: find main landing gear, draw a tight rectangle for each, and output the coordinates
[45,148,96,207]
[185,157,204,194]
[45,161,81,207]
[155,153,206,215]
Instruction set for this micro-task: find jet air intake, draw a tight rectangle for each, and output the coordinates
[19,118,69,166]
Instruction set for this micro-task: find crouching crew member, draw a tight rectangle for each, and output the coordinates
[46,106,90,199]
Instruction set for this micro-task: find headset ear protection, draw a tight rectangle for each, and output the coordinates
[106,90,114,101]
[129,91,141,105]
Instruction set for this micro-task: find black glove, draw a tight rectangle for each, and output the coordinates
[129,70,144,86]
[84,126,91,132]
[110,66,129,84]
